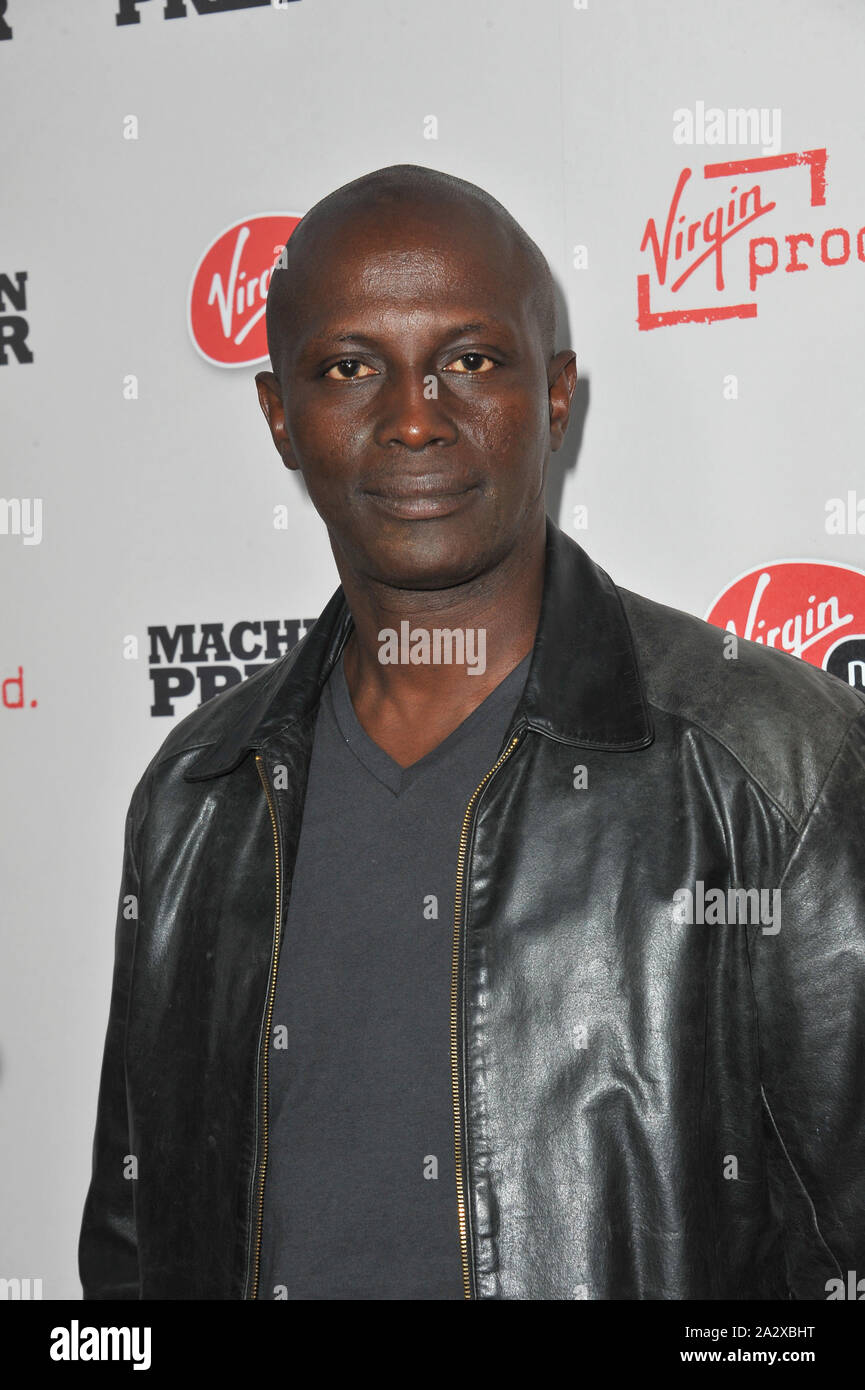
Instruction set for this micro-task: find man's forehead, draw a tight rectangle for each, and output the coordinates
[285,299,534,370]
[283,226,531,341]
[266,177,555,368]
[293,311,524,359]
[295,209,524,291]
[303,188,513,251]
[306,257,521,315]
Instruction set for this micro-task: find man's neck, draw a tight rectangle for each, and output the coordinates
[337,518,546,767]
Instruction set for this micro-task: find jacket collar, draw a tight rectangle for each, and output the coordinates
[184,514,653,781]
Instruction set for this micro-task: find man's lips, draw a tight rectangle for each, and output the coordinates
[364,482,478,519]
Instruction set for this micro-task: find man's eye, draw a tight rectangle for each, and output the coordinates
[444,353,496,374]
[323,359,377,380]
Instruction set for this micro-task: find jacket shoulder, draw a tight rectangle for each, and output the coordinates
[618,585,865,831]
[148,636,306,769]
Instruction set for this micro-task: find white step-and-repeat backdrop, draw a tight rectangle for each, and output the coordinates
[2,0,864,1298]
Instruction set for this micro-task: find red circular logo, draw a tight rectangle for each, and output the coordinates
[188,212,303,368]
[706,560,865,689]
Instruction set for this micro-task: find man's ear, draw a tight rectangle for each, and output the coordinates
[548,351,577,452]
[255,371,299,470]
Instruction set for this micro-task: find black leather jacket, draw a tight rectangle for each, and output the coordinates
[79,516,865,1300]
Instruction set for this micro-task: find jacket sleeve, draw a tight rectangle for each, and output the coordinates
[749,704,865,1298]
[78,774,148,1300]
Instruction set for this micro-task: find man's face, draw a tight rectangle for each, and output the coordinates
[256,202,575,591]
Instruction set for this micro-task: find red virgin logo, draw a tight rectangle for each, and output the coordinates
[188,212,302,367]
[636,148,865,330]
[706,560,865,691]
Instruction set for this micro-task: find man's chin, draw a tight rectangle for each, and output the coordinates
[359,529,499,593]
[342,497,493,587]
[365,553,492,593]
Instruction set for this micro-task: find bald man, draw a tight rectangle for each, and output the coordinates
[79,164,865,1302]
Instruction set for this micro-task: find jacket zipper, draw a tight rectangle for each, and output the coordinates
[451,729,524,1299]
[249,752,282,1300]
[250,724,523,1300]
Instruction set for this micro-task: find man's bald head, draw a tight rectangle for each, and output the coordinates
[265,163,557,378]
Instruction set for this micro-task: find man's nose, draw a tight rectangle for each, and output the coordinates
[372,368,459,450]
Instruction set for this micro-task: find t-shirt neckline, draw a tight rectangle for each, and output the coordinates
[326,647,532,797]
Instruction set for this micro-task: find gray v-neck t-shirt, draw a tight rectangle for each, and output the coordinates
[258,647,531,1300]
